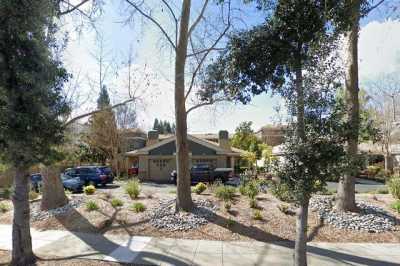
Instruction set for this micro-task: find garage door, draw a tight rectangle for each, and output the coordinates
[149,159,174,182]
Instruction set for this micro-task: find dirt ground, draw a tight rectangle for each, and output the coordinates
[1,181,400,244]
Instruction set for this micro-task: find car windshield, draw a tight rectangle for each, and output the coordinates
[99,167,112,175]
[192,164,210,170]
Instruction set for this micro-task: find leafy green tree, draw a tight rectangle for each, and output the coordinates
[0,1,70,264]
[86,86,119,172]
[97,85,111,108]
[202,1,345,264]
[153,118,159,132]
[231,122,260,151]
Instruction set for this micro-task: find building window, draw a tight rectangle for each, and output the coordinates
[153,159,170,170]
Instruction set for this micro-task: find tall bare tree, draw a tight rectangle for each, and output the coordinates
[335,0,391,212]
[124,0,232,211]
[367,73,400,172]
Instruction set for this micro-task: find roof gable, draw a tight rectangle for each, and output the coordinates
[126,134,245,156]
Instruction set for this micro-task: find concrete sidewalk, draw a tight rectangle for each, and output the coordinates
[0,224,399,266]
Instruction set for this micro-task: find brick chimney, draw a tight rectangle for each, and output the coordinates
[147,130,159,146]
[218,130,230,150]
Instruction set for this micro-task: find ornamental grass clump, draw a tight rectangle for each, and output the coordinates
[125,179,141,199]
[131,202,146,213]
[111,198,124,208]
[387,176,400,200]
[215,185,235,202]
[253,210,263,220]
[86,200,99,212]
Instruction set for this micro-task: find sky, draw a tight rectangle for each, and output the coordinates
[62,1,400,134]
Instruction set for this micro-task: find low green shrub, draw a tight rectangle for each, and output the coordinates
[125,179,141,199]
[0,202,9,213]
[253,210,263,220]
[387,176,400,200]
[193,182,207,195]
[0,187,12,199]
[131,202,146,213]
[376,187,389,194]
[226,218,235,227]
[111,198,124,208]
[277,203,296,215]
[29,191,39,200]
[270,182,293,202]
[245,181,259,200]
[86,200,99,211]
[84,185,96,195]
[391,201,400,213]
[224,202,231,211]
[215,186,235,202]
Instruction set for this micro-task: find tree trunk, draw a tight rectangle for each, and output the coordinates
[175,0,193,212]
[294,50,308,266]
[40,166,68,211]
[295,199,309,266]
[11,166,36,266]
[336,0,360,212]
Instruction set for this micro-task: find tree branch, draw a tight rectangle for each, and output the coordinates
[366,0,385,13]
[187,47,225,57]
[161,0,178,45]
[185,9,231,100]
[58,0,90,16]
[125,0,176,50]
[188,0,210,37]
[186,97,225,115]
[64,98,136,127]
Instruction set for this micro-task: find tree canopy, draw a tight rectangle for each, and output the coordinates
[0,0,70,167]
[153,118,176,134]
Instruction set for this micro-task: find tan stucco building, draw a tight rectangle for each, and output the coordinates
[125,130,244,182]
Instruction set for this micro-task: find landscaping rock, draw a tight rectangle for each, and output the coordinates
[30,196,84,221]
[310,196,397,233]
[149,199,217,231]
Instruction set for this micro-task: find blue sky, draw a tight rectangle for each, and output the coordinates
[63,1,400,134]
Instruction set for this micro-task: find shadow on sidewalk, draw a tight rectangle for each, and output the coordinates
[202,207,400,266]
[45,207,191,265]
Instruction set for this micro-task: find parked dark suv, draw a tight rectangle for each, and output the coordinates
[170,164,233,184]
[63,166,114,187]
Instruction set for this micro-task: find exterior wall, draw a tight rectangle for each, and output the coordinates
[136,154,231,182]
[138,155,149,180]
[258,126,286,147]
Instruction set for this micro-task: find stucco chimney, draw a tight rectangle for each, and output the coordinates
[218,130,230,150]
[147,130,159,146]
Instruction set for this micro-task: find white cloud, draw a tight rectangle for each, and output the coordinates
[359,19,400,79]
